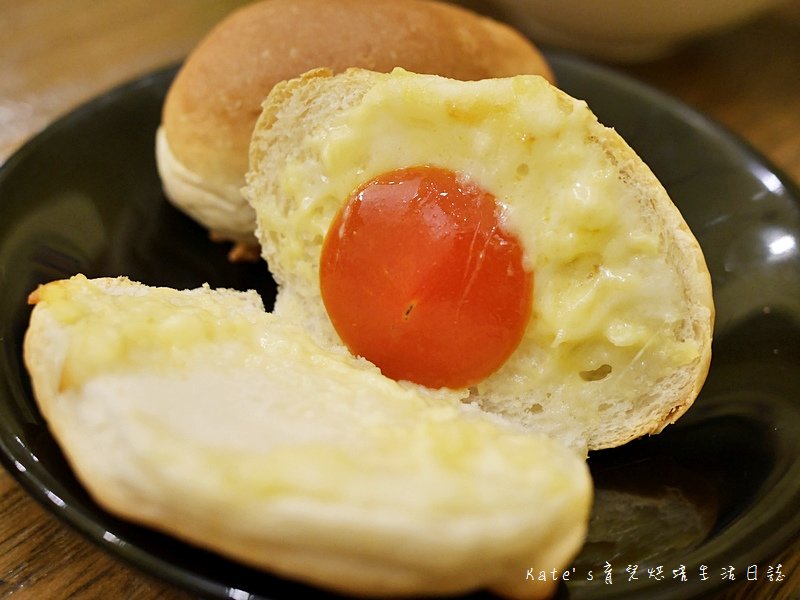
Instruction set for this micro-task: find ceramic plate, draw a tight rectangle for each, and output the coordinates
[1,52,798,599]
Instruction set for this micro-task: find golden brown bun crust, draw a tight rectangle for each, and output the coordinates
[161,0,553,239]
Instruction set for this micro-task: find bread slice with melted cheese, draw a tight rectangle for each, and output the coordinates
[244,67,715,452]
[24,275,591,600]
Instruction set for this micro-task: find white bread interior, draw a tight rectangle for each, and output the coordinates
[155,128,254,242]
[24,275,591,600]
[244,68,715,452]
[156,0,554,247]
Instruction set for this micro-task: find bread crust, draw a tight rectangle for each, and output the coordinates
[158,0,553,242]
[584,124,715,446]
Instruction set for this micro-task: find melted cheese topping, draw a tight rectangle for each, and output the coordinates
[37,275,261,389]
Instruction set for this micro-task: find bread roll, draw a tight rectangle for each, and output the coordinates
[24,274,591,599]
[156,0,553,251]
[244,68,714,452]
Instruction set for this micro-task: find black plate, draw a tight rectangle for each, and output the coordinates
[1,52,799,600]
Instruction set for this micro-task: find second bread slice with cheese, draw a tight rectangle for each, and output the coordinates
[244,67,715,452]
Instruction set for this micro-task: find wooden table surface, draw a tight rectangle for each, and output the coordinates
[1,1,799,598]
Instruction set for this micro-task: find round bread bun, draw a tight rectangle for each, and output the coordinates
[244,68,715,452]
[156,0,554,252]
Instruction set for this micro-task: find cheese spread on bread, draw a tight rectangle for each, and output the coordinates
[246,68,714,451]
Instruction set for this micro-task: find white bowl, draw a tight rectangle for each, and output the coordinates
[489,0,786,61]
